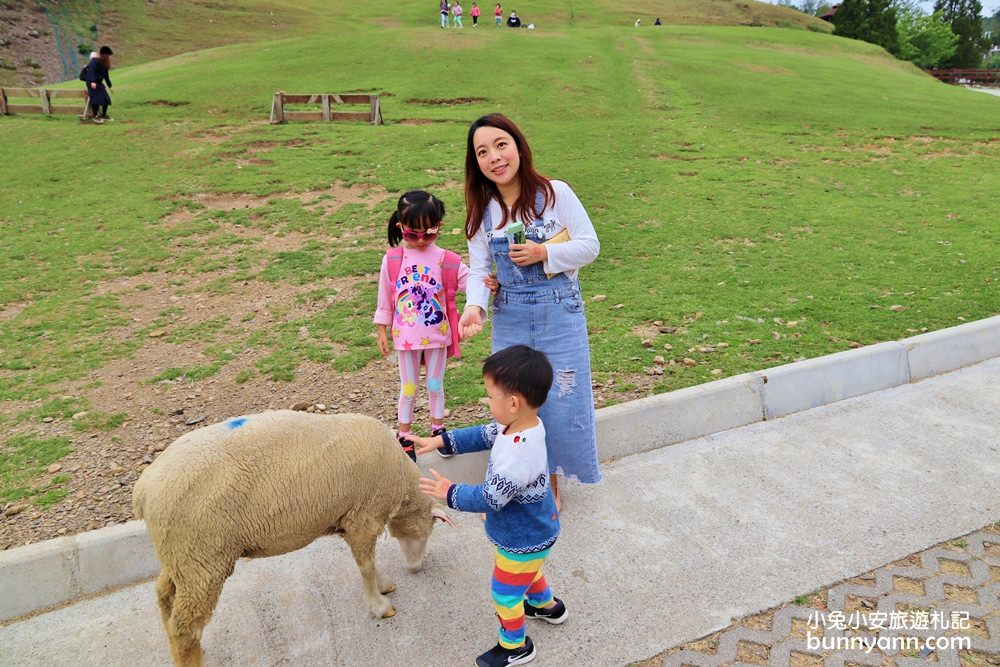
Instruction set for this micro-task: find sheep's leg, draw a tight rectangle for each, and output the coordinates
[155,569,176,637]
[343,526,396,618]
[166,574,227,667]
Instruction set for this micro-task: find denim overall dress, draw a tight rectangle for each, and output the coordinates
[480,194,601,484]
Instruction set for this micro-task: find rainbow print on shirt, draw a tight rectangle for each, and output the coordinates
[394,262,447,329]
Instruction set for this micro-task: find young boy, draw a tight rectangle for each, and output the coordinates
[415,344,567,667]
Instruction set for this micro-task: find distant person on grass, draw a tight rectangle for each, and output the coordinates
[416,344,568,667]
[84,45,113,124]
[471,2,481,26]
[440,0,450,28]
[453,0,464,28]
[495,2,503,26]
[506,10,521,27]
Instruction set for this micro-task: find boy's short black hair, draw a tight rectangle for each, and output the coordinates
[482,345,552,408]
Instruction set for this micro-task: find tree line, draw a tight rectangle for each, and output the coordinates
[776,0,999,68]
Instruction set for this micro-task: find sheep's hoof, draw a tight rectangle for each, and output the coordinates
[380,581,397,594]
[381,606,396,619]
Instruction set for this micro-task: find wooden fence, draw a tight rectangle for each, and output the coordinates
[269,92,382,125]
[925,69,1000,86]
[0,87,91,117]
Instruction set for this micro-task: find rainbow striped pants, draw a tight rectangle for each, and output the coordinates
[491,546,555,648]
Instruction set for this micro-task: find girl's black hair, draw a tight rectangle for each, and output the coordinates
[386,190,446,247]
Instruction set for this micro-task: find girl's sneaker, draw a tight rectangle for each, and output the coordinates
[397,434,416,462]
[432,426,453,458]
[523,597,568,624]
[475,636,535,667]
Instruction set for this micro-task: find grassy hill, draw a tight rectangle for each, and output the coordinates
[0,0,997,516]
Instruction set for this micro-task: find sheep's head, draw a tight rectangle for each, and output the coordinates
[388,492,452,572]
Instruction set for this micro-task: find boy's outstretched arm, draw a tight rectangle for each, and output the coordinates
[411,433,446,456]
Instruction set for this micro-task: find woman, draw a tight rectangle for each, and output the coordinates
[450,113,602,509]
[84,45,113,123]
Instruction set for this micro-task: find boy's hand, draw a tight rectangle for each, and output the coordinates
[411,434,444,456]
[419,469,452,501]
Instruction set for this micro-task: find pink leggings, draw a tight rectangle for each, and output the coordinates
[396,348,447,425]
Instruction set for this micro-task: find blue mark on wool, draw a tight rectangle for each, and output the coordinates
[227,417,248,430]
[427,377,443,392]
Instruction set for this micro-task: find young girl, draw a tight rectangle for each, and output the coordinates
[470,2,480,26]
[452,0,464,28]
[374,191,469,461]
[494,2,503,26]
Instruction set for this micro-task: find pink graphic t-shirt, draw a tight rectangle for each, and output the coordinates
[374,244,469,352]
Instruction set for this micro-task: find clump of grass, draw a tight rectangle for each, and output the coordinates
[0,433,72,505]
[72,411,128,432]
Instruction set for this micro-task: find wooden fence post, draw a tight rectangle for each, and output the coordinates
[321,94,331,121]
[269,92,284,124]
[39,89,51,115]
[0,88,7,115]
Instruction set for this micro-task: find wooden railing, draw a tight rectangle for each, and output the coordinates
[924,69,1000,86]
[269,92,383,125]
[0,87,90,116]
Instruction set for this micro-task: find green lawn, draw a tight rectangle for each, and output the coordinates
[1,2,997,503]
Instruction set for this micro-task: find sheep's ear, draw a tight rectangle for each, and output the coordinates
[431,505,457,527]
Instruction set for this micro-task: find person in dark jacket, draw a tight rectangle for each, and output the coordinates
[506,10,521,27]
[85,45,113,123]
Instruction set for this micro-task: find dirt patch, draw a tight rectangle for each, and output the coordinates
[395,118,451,125]
[739,63,795,76]
[141,99,190,107]
[189,126,242,144]
[404,97,488,105]
[191,192,270,211]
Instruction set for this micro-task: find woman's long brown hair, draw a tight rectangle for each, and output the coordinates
[464,114,554,240]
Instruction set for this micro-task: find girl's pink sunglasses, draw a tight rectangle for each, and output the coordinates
[401,227,440,241]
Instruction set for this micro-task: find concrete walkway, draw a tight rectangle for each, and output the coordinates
[1,355,997,666]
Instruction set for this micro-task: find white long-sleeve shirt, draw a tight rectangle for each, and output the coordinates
[465,179,600,312]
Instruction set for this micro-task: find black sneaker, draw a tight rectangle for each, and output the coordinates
[431,426,453,458]
[524,597,568,625]
[475,636,535,667]
[398,434,416,462]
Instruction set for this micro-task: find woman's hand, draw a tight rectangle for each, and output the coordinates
[419,469,452,502]
[459,306,484,340]
[376,326,390,357]
[509,241,547,267]
[90,82,96,90]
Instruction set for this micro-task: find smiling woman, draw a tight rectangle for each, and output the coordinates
[446,113,603,510]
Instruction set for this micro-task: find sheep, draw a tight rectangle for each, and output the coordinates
[132,410,447,667]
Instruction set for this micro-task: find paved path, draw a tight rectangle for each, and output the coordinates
[2,358,998,666]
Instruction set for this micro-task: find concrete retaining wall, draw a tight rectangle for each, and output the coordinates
[2,315,998,623]
[0,522,158,622]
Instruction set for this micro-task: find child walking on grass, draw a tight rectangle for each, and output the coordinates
[414,344,567,667]
[374,191,469,461]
